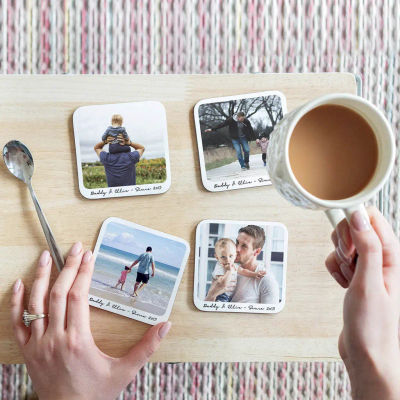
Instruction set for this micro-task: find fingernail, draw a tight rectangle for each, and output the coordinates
[83,250,92,263]
[39,250,50,267]
[70,242,82,256]
[351,211,371,232]
[13,279,21,294]
[158,321,172,339]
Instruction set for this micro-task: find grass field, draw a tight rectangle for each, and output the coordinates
[205,156,237,170]
[82,158,167,188]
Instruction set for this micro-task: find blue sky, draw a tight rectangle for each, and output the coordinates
[101,221,187,269]
[74,101,168,162]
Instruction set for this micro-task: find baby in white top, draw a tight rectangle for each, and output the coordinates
[211,238,266,302]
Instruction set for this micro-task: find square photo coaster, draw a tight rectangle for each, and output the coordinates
[73,101,171,199]
[89,217,190,325]
[194,91,287,192]
[194,219,287,313]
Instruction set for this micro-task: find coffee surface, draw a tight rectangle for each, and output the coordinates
[289,105,378,200]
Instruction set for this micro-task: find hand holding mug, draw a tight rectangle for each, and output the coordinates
[326,207,400,399]
[267,94,398,399]
[267,93,395,229]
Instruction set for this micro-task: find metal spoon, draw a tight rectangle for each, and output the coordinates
[3,140,64,271]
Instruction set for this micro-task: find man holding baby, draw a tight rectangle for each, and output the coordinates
[206,225,280,304]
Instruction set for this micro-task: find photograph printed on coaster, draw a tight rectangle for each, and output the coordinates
[89,217,190,325]
[194,220,287,313]
[194,91,287,192]
[73,101,171,199]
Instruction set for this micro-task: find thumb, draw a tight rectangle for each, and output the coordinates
[119,321,171,374]
[349,210,383,289]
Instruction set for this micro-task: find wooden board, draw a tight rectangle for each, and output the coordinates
[0,73,357,363]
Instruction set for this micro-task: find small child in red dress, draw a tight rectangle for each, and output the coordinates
[113,266,131,291]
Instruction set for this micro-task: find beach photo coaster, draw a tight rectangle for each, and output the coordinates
[194,91,287,192]
[194,219,287,314]
[90,217,190,325]
[73,101,171,199]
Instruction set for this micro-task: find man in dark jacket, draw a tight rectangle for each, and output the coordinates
[205,112,255,170]
[94,135,145,187]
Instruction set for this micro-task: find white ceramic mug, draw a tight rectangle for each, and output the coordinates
[267,93,395,227]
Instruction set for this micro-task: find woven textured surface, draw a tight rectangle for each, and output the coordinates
[1,362,351,400]
[1,1,399,399]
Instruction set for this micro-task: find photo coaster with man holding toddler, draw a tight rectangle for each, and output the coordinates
[194,220,287,314]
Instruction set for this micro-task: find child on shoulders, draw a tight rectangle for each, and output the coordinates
[102,114,131,154]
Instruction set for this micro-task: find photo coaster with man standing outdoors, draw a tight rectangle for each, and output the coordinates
[194,91,287,192]
[194,220,287,314]
[73,101,171,199]
[90,217,190,325]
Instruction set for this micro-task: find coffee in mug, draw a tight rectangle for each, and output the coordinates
[288,104,378,201]
[267,93,395,228]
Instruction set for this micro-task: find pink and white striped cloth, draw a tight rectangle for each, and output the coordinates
[0,361,351,400]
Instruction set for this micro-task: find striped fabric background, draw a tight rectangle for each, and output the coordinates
[1,362,351,399]
[0,1,398,399]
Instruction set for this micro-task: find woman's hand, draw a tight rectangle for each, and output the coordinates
[11,243,171,400]
[325,207,400,400]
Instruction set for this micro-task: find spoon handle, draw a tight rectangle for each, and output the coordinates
[28,183,64,271]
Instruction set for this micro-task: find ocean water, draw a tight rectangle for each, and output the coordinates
[91,244,180,315]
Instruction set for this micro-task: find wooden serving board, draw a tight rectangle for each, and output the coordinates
[0,73,357,363]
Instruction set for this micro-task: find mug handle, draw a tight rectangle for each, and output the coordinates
[325,204,368,228]
[325,209,346,228]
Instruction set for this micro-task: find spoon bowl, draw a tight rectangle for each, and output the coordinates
[3,140,64,271]
[3,140,34,184]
